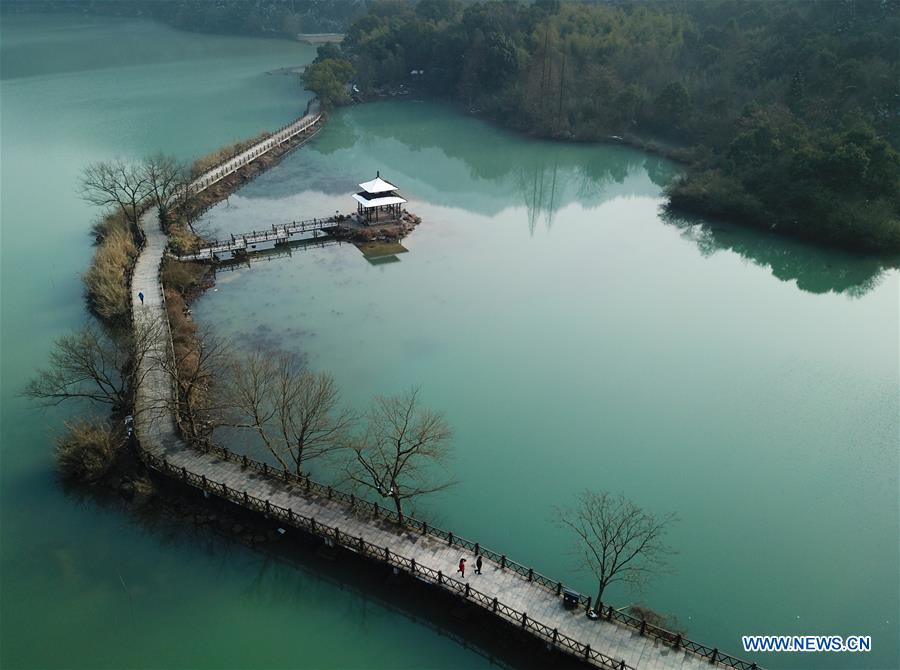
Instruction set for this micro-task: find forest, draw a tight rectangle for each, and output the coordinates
[0,0,369,36]
[305,0,900,253]
[7,0,897,252]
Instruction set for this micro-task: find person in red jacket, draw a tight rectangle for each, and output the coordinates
[457,558,466,578]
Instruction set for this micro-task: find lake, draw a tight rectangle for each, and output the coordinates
[1,15,501,670]
[2,13,898,670]
[193,102,899,670]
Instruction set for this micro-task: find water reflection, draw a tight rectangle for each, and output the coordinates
[664,211,894,296]
[256,101,673,228]
[119,491,554,670]
[519,156,560,233]
[221,101,894,297]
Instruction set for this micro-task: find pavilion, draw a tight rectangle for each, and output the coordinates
[353,172,407,224]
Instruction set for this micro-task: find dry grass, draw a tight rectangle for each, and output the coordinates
[55,418,124,484]
[164,286,199,367]
[90,209,130,243]
[163,285,216,438]
[164,287,193,336]
[162,257,209,300]
[191,131,271,177]
[84,223,137,323]
[167,221,204,255]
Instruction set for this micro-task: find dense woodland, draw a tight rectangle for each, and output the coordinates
[304,0,900,253]
[8,0,897,252]
[1,0,368,36]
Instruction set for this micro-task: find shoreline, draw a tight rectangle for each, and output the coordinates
[128,107,756,670]
[351,95,899,258]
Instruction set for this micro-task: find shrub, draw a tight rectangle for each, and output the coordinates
[84,225,137,322]
[666,171,767,225]
[90,209,129,243]
[167,223,203,256]
[162,257,208,299]
[55,418,124,484]
[191,132,271,178]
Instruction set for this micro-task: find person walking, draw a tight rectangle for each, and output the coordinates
[475,555,483,575]
[457,558,466,578]
[138,291,144,305]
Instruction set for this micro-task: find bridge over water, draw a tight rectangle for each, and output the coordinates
[129,109,760,670]
[175,217,341,262]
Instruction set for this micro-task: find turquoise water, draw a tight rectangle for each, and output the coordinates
[193,102,900,669]
[1,16,502,669]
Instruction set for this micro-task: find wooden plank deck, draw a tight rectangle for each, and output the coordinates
[130,113,755,670]
[176,217,340,262]
[190,104,323,194]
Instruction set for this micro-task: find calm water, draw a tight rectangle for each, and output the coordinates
[2,14,898,670]
[193,103,900,669]
[1,16,502,670]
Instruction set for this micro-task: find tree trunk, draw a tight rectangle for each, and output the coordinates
[393,495,404,525]
[185,396,198,439]
[596,581,607,610]
[295,443,305,476]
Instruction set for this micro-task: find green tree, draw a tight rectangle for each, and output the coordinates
[302,58,354,109]
[314,42,342,64]
[338,0,900,252]
[654,82,692,133]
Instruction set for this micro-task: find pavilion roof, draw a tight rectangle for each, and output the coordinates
[353,193,407,208]
[358,176,399,194]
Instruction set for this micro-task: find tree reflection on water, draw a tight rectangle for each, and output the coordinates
[234,101,894,297]
[662,211,895,297]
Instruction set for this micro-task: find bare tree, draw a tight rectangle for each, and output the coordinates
[555,491,677,608]
[225,352,354,474]
[24,317,163,415]
[156,328,231,441]
[142,153,189,214]
[80,160,152,244]
[346,387,454,523]
[172,173,202,233]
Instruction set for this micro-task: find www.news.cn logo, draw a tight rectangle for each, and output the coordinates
[742,635,872,653]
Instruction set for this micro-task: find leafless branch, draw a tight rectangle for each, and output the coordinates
[142,153,189,212]
[23,317,164,416]
[80,159,153,243]
[346,386,455,523]
[222,352,355,474]
[555,490,677,607]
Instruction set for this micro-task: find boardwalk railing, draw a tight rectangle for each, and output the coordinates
[152,291,762,670]
[155,437,760,670]
[212,238,346,270]
[189,112,323,194]
[141,449,634,670]
[135,103,761,670]
[174,216,341,261]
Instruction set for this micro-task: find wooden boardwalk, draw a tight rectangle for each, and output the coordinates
[130,111,759,670]
[191,102,322,194]
[175,217,340,262]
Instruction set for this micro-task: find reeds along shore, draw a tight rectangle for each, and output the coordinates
[73,117,324,489]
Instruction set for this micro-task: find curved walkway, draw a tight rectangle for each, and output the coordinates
[132,108,324,477]
[130,111,751,670]
[192,100,321,192]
